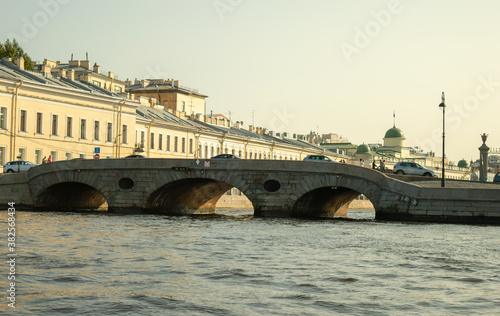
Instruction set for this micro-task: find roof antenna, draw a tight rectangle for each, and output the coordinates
[86,52,88,60]
[393,110,396,127]
[71,53,73,61]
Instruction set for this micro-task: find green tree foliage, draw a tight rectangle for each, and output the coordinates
[0,38,34,71]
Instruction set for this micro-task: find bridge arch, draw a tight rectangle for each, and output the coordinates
[35,182,108,212]
[292,186,376,218]
[289,172,383,219]
[145,177,253,215]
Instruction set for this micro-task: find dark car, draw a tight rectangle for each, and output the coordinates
[494,172,500,183]
[123,154,147,158]
[303,155,334,162]
[211,154,240,159]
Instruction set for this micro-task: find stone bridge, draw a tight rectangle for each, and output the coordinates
[1,158,500,224]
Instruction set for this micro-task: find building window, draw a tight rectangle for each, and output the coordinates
[36,112,43,134]
[181,137,186,153]
[92,80,101,87]
[66,116,73,137]
[50,150,57,161]
[122,125,128,144]
[0,107,7,129]
[159,134,163,150]
[140,131,145,148]
[114,86,122,93]
[189,139,193,154]
[166,135,171,152]
[0,147,5,165]
[174,136,178,152]
[20,110,27,132]
[211,147,215,157]
[150,132,155,149]
[18,148,26,160]
[181,101,185,112]
[65,152,72,160]
[106,122,113,142]
[79,153,86,159]
[51,114,58,136]
[34,149,42,164]
[80,119,87,139]
[94,121,100,141]
[204,145,208,158]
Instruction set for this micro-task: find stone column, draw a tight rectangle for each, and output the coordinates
[479,133,489,182]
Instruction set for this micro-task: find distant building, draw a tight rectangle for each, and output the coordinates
[33,56,127,94]
[126,79,207,116]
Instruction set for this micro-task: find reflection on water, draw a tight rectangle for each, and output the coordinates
[1,210,498,315]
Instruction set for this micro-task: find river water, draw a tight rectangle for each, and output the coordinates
[2,210,499,315]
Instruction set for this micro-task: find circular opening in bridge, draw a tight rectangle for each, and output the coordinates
[118,178,134,190]
[263,179,281,192]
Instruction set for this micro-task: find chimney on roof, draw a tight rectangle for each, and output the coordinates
[93,63,100,73]
[15,57,24,70]
[248,125,255,133]
[57,68,66,78]
[67,69,75,80]
[140,80,147,88]
[69,60,80,68]
[108,71,114,79]
[80,60,91,70]
[41,64,52,76]
[173,80,179,88]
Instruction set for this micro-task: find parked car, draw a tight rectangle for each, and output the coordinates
[3,160,37,173]
[211,154,240,159]
[392,162,436,177]
[123,154,147,158]
[303,155,334,162]
[494,172,500,183]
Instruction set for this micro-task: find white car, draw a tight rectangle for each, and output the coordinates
[3,160,37,173]
[303,155,335,162]
[392,162,436,177]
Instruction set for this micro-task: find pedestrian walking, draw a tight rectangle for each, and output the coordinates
[47,155,52,163]
[42,156,47,164]
[380,160,386,173]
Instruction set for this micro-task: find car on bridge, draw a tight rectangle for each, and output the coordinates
[303,155,335,162]
[211,154,241,159]
[494,172,500,183]
[392,162,436,177]
[123,154,148,158]
[3,160,37,173]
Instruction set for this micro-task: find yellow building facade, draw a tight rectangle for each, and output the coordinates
[1,57,333,170]
[0,58,138,164]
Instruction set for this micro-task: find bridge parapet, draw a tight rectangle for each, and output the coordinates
[0,158,499,224]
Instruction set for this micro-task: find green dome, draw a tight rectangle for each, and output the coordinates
[458,159,468,168]
[355,144,371,154]
[384,127,405,139]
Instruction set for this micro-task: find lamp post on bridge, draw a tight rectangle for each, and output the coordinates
[439,92,446,187]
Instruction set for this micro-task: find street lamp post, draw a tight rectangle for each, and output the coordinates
[439,92,446,187]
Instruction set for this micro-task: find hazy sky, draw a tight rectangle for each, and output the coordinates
[1,0,499,163]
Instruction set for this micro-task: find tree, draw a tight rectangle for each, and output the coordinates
[0,38,34,71]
